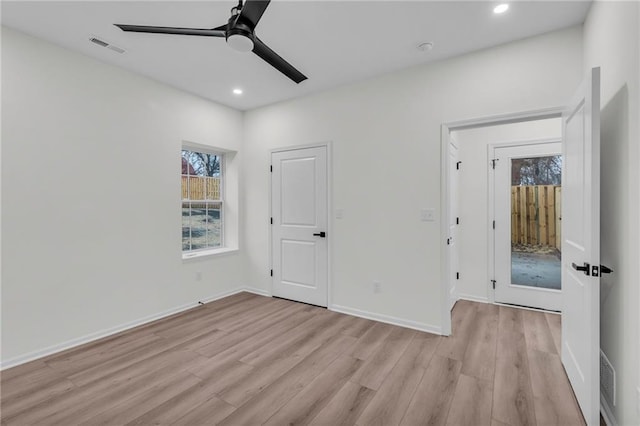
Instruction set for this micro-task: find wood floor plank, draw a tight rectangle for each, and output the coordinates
[263,355,363,426]
[308,381,375,426]
[171,396,236,426]
[0,295,584,426]
[400,355,462,426]
[436,300,478,361]
[351,326,416,390]
[339,315,375,338]
[217,333,357,426]
[126,364,250,425]
[545,312,562,354]
[522,309,557,354]
[445,374,493,426]
[461,302,499,381]
[0,377,76,419]
[194,301,311,358]
[355,333,428,426]
[493,318,537,426]
[78,372,201,425]
[498,305,524,334]
[527,349,585,426]
[348,321,395,360]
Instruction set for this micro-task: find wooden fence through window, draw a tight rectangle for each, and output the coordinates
[511,185,561,250]
[181,176,221,201]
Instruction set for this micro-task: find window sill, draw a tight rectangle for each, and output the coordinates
[182,247,239,261]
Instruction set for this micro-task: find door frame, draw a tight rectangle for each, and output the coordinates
[269,142,333,307]
[488,138,562,311]
[440,106,563,336]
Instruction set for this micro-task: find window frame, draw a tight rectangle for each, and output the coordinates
[181,146,226,258]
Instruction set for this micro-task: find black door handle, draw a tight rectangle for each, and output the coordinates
[313,232,326,238]
[600,265,614,274]
[571,262,590,275]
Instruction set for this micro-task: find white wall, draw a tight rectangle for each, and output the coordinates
[1,27,246,365]
[583,2,640,425]
[452,118,561,302]
[243,27,583,331]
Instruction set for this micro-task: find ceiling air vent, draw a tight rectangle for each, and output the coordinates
[89,36,126,54]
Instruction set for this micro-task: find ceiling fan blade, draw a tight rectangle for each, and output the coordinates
[252,37,307,84]
[239,0,270,27]
[115,24,225,37]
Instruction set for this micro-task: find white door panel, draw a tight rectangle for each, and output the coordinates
[561,67,600,426]
[272,146,328,307]
[448,139,459,309]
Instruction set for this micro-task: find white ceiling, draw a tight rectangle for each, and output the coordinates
[2,1,591,110]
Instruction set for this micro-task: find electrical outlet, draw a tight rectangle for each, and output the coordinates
[335,208,344,219]
[373,281,381,293]
[196,271,202,281]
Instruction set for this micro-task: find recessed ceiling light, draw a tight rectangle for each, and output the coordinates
[232,88,243,95]
[417,42,434,52]
[494,4,509,14]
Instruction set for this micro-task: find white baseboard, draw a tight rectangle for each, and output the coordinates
[600,392,618,426]
[243,287,271,297]
[329,304,441,335]
[457,294,489,304]
[0,287,251,370]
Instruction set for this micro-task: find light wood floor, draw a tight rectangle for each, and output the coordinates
[1,293,585,425]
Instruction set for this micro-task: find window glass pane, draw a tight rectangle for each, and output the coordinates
[189,176,205,200]
[182,203,191,251]
[205,177,220,200]
[206,202,222,248]
[182,149,223,253]
[190,202,208,250]
[511,156,562,290]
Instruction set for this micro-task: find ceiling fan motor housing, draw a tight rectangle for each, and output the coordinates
[226,18,255,52]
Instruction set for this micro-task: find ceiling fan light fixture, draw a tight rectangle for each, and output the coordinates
[226,24,254,52]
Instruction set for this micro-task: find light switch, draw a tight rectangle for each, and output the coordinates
[335,209,344,219]
[421,208,435,222]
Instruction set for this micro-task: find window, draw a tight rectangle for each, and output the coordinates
[181,149,223,253]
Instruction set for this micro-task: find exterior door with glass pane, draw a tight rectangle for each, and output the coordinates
[493,141,562,311]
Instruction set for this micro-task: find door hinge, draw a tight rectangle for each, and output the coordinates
[456,161,461,170]
[491,279,496,289]
[456,272,460,280]
[270,217,273,224]
[456,217,460,225]
[492,220,496,229]
[270,269,273,277]
[491,159,498,169]
[270,165,273,172]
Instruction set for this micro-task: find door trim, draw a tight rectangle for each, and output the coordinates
[441,106,563,336]
[269,142,333,307]
[488,138,562,310]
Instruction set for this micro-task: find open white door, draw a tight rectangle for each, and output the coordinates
[561,67,600,425]
[271,146,328,307]
[447,138,459,309]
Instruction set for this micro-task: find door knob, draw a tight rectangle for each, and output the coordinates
[313,232,326,238]
[571,262,590,275]
[600,265,613,274]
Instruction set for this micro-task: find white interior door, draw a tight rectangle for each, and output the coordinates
[561,67,600,426]
[493,141,563,312]
[447,138,459,309]
[271,146,328,307]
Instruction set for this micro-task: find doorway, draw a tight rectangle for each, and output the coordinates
[492,140,562,311]
[270,144,329,307]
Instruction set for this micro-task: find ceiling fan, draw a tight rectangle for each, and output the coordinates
[114,0,307,84]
